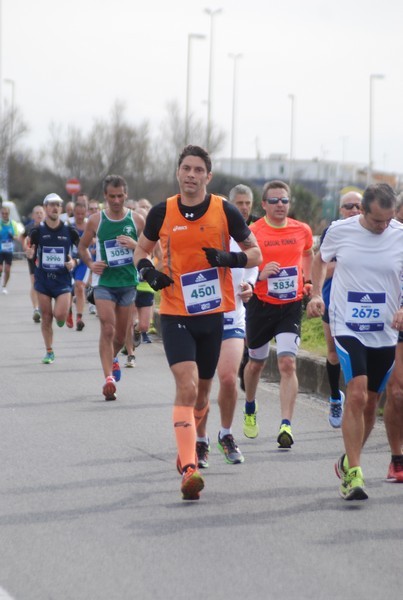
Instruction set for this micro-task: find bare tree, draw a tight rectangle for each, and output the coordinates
[154,100,226,180]
[0,105,29,198]
[42,101,153,199]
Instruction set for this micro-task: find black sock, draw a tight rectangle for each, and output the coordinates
[326,360,341,399]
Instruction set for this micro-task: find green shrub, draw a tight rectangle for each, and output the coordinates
[300,312,326,356]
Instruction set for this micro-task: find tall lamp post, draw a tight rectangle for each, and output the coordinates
[368,73,384,185]
[229,53,242,175]
[185,33,206,146]
[4,78,14,199]
[4,78,15,155]
[205,7,222,150]
[288,93,295,189]
[0,0,6,199]
[0,0,2,123]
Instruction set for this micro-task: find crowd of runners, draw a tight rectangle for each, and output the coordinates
[2,144,403,502]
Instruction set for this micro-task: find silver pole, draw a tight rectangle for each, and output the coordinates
[204,7,222,149]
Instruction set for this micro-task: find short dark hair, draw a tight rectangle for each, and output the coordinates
[178,145,212,173]
[362,183,396,213]
[262,180,290,201]
[103,174,128,194]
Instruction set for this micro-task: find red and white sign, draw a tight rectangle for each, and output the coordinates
[65,178,81,196]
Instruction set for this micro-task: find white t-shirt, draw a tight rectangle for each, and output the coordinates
[320,215,403,347]
[223,239,258,331]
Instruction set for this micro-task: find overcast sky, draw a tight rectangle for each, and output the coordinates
[2,0,403,173]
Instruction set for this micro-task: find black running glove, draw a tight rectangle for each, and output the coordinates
[202,247,248,268]
[137,258,174,291]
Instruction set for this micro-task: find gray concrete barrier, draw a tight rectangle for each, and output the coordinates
[153,310,336,399]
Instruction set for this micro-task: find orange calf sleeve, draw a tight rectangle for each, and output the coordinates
[173,406,196,469]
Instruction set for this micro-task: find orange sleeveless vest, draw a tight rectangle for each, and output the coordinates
[159,194,235,316]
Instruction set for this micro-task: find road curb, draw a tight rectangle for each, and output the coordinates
[153,310,335,399]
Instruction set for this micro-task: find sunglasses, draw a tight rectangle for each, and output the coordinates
[264,197,290,205]
[341,203,361,210]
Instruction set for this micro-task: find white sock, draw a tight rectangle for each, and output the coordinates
[219,428,232,439]
[196,436,209,444]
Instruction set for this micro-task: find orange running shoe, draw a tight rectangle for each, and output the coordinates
[66,310,74,329]
[103,376,117,401]
[386,459,403,482]
[181,465,204,500]
[176,452,198,475]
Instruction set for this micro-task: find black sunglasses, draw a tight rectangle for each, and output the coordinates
[341,203,361,210]
[264,197,289,205]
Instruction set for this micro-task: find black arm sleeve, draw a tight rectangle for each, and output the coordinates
[68,225,81,247]
[29,227,40,244]
[143,203,167,241]
[223,202,252,243]
[27,227,39,261]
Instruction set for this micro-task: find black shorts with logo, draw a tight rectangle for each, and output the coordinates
[160,312,224,380]
[246,294,302,350]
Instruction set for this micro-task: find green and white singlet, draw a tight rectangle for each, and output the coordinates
[95,209,139,288]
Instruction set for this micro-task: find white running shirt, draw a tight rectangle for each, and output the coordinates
[223,238,258,331]
[320,215,403,347]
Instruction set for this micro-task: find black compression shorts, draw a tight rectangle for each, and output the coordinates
[335,336,395,392]
[160,312,224,380]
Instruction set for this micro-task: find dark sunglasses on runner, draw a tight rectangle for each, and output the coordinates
[341,202,361,210]
[264,197,289,205]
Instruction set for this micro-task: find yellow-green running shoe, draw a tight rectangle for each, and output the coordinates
[277,424,294,449]
[42,351,55,364]
[340,466,368,501]
[243,402,259,438]
[334,453,349,479]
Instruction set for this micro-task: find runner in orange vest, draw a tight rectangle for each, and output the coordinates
[134,145,262,500]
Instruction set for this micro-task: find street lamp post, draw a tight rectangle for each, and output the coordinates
[0,0,2,123]
[4,78,15,154]
[368,73,385,185]
[288,94,295,188]
[185,33,206,146]
[4,78,14,199]
[205,7,222,150]
[0,0,6,200]
[229,53,242,175]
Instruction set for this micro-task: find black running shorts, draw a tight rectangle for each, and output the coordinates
[160,312,224,380]
[246,295,302,350]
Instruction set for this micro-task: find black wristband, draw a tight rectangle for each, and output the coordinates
[137,258,154,272]
[230,251,248,268]
[304,279,312,285]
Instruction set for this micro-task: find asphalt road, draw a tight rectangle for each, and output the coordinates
[0,262,402,600]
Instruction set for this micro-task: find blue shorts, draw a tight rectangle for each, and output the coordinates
[34,271,73,298]
[222,327,245,341]
[94,285,136,307]
[73,261,88,282]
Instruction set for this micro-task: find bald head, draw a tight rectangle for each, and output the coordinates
[339,191,362,218]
